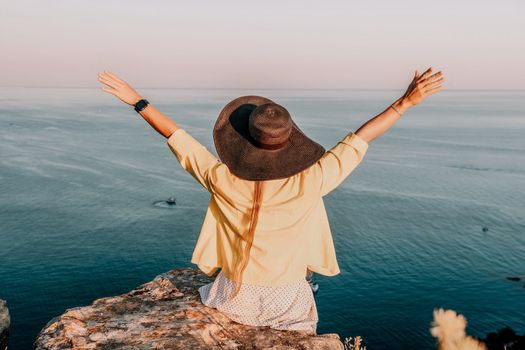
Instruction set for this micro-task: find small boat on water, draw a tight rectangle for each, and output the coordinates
[166,196,176,205]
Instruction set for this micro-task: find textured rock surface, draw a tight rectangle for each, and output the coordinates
[34,268,343,349]
[0,299,9,350]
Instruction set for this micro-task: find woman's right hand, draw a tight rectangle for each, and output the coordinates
[401,67,445,107]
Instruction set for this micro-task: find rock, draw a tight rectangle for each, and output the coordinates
[0,299,10,350]
[34,268,343,350]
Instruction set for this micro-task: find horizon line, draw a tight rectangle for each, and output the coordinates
[0,85,524,92]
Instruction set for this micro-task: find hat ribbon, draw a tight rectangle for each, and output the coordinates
[250,134,291,150]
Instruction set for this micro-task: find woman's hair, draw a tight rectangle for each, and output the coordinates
[229,180,264,299]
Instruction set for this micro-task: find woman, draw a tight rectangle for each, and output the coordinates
[97,67,444,334]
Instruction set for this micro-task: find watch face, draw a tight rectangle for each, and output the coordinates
[135,99,148,111]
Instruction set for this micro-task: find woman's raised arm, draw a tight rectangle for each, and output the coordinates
[97,70,179,138]
[355,66,445,143]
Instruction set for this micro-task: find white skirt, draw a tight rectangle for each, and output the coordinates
[198,270,318,334]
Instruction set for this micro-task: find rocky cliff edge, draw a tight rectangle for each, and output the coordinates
[34,268,344,349]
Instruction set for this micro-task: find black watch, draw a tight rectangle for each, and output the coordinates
[134,99,149,113]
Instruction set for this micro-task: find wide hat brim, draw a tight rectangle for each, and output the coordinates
[213,95,326,181]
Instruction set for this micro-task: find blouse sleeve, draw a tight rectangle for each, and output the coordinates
[166,128,221,192]
[317,131,369,197]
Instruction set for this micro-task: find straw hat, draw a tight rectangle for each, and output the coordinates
[213,95,326,181]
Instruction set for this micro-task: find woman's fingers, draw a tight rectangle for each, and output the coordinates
[98,72,122,86]
[98,72,120,84]
[101,87,117,95]
[423,76,445,89]
[417,67,433,82]
[98,75,120,89]
[420,71,443,85]
[98,79,119,90]
[104,70,126,84]
[424,85,444,95]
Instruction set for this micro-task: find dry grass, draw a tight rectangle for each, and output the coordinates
[430,308,487,350]
[342,308,489,350]
[343,335,366,350]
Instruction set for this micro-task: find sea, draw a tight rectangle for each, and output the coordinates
[1,87,524,350]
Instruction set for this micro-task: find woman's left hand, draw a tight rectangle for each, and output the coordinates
[97,70,143,106]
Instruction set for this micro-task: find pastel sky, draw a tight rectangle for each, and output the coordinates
[1,0,524,89]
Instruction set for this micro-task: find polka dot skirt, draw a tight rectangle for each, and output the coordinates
[199,270,318,334]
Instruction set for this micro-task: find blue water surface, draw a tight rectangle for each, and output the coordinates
[1,87,524,349]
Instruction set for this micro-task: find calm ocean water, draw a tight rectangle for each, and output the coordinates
[0,87,524,349]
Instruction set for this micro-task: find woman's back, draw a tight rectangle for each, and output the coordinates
[166,127,369,287]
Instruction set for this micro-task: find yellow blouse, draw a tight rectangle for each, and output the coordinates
[166,128,369,287]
